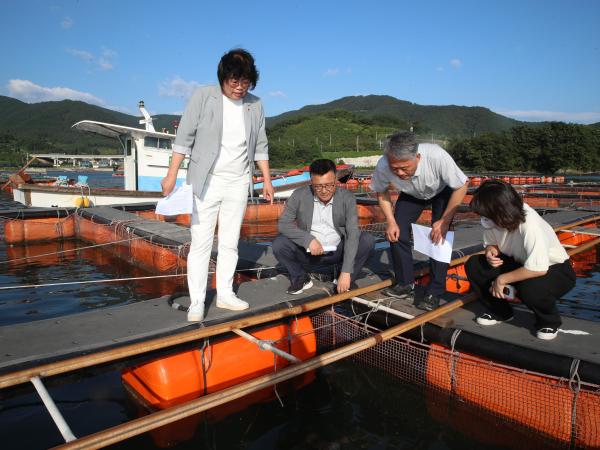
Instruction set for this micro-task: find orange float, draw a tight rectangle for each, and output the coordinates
[122,317,317,410]
[3,216,76,244]
[243,202,286,222]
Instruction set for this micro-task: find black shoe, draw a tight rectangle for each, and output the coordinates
[418,294,441,311]
[536,327,559,340]
[287,275,314,295]
[382,283,415,301]
[476,313,514,326]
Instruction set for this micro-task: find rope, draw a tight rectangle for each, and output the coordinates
[569,358,581,449]
[0,235,147,265]
[0,265,280,291]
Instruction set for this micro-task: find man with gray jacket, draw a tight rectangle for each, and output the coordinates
[273,159,375,294]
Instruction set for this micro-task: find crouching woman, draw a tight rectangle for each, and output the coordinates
[465,180,576,340]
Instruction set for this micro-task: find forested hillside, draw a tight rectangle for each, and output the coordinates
[448,123,600,173]
[267,95,520,137]
[0,95,598,172]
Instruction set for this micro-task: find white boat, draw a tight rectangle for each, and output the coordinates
[8,102,353,208]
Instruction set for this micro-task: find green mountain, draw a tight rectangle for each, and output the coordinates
[267,95,521,137]
[0,96,179,159]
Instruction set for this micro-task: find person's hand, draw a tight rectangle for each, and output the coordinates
[485,245,503,268]
[308,239,324,255]
[490,275,507,299]
[336,272,351,294]
[160,176,177,196]
[385,221,400,242]
[262,180,274,204]
[430,219,450,245]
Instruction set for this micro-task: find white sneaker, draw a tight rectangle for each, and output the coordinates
[536,327,559,340]
[476,313,513,326]
[216,293,249,311]
[187,305,204,322]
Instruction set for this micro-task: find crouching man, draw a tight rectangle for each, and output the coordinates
[273,159,375,294]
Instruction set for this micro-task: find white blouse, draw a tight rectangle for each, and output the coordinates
[483,204,569,271]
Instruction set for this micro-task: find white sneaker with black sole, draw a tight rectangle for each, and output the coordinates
[287,276,313,295]
[216,294,249,311]
[476,313,514,326]
[536,327,559,340]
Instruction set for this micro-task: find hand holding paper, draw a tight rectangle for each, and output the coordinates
[155,183,193,216]
[411,223,454,263]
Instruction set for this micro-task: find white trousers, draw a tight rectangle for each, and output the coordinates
[187,175,249,308]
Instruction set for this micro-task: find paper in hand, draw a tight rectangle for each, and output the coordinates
[155,183,193,215]
[411,223,454,263]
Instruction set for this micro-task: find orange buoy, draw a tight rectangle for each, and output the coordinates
[122,317,317,410]
[3,216,76,244]
[243,202,285,222]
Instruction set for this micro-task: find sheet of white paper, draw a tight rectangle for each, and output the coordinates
[411,223,454,263]
[306,245,337,253]
[155,184,193,216]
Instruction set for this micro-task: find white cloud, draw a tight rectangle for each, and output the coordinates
[66,47,117,71]
[66,48,93,63]
[450,58,462,68]
[269,90,287,98]
[159,76,203,99]
[61,17,73,29]
[324,68,340,77]
[496,109,600,124]
[6,79,105,105]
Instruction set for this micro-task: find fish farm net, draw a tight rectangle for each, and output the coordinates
[310,309,600,449]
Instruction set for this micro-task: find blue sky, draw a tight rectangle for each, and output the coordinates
[1,0,599,123]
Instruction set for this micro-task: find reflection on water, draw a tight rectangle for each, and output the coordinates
[0,237,186,326]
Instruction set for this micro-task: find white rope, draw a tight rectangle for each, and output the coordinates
[0,235,148,265]
[0,265,280,291]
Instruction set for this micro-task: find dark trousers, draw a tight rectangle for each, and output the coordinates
[465,254,576,329]
[391,186,452,296]
[272,232,375,283]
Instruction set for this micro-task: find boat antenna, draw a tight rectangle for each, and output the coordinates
[138,100,156,132]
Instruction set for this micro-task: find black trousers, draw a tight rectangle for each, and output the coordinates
[465,254,576,329]
[272,232,375,283]
[390,186,452,296]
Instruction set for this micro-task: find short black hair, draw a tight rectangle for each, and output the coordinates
[470,180,525,231]
[217,48,259,89]
[309,159,336,176]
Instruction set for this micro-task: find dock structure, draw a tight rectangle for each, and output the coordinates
[29,153,124,168]
[0,205,599,379]
[1,202,600,448]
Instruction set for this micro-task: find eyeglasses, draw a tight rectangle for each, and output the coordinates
[312,183,336,191]
[227,78,251,88]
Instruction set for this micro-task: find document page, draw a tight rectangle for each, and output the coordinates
[155,183,193,215]
[411,223,454,263]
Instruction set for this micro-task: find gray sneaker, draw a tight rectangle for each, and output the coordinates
[382,283,415,301]
[418,294,440,311]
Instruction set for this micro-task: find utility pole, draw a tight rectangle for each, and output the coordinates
[356,135,359,152]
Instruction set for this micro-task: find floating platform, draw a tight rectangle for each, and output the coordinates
[0,205,599,388]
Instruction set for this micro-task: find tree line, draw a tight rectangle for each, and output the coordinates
[447,122,600,173]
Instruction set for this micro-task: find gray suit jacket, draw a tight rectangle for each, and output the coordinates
[172,85,269,197]
[277,185,360,274]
